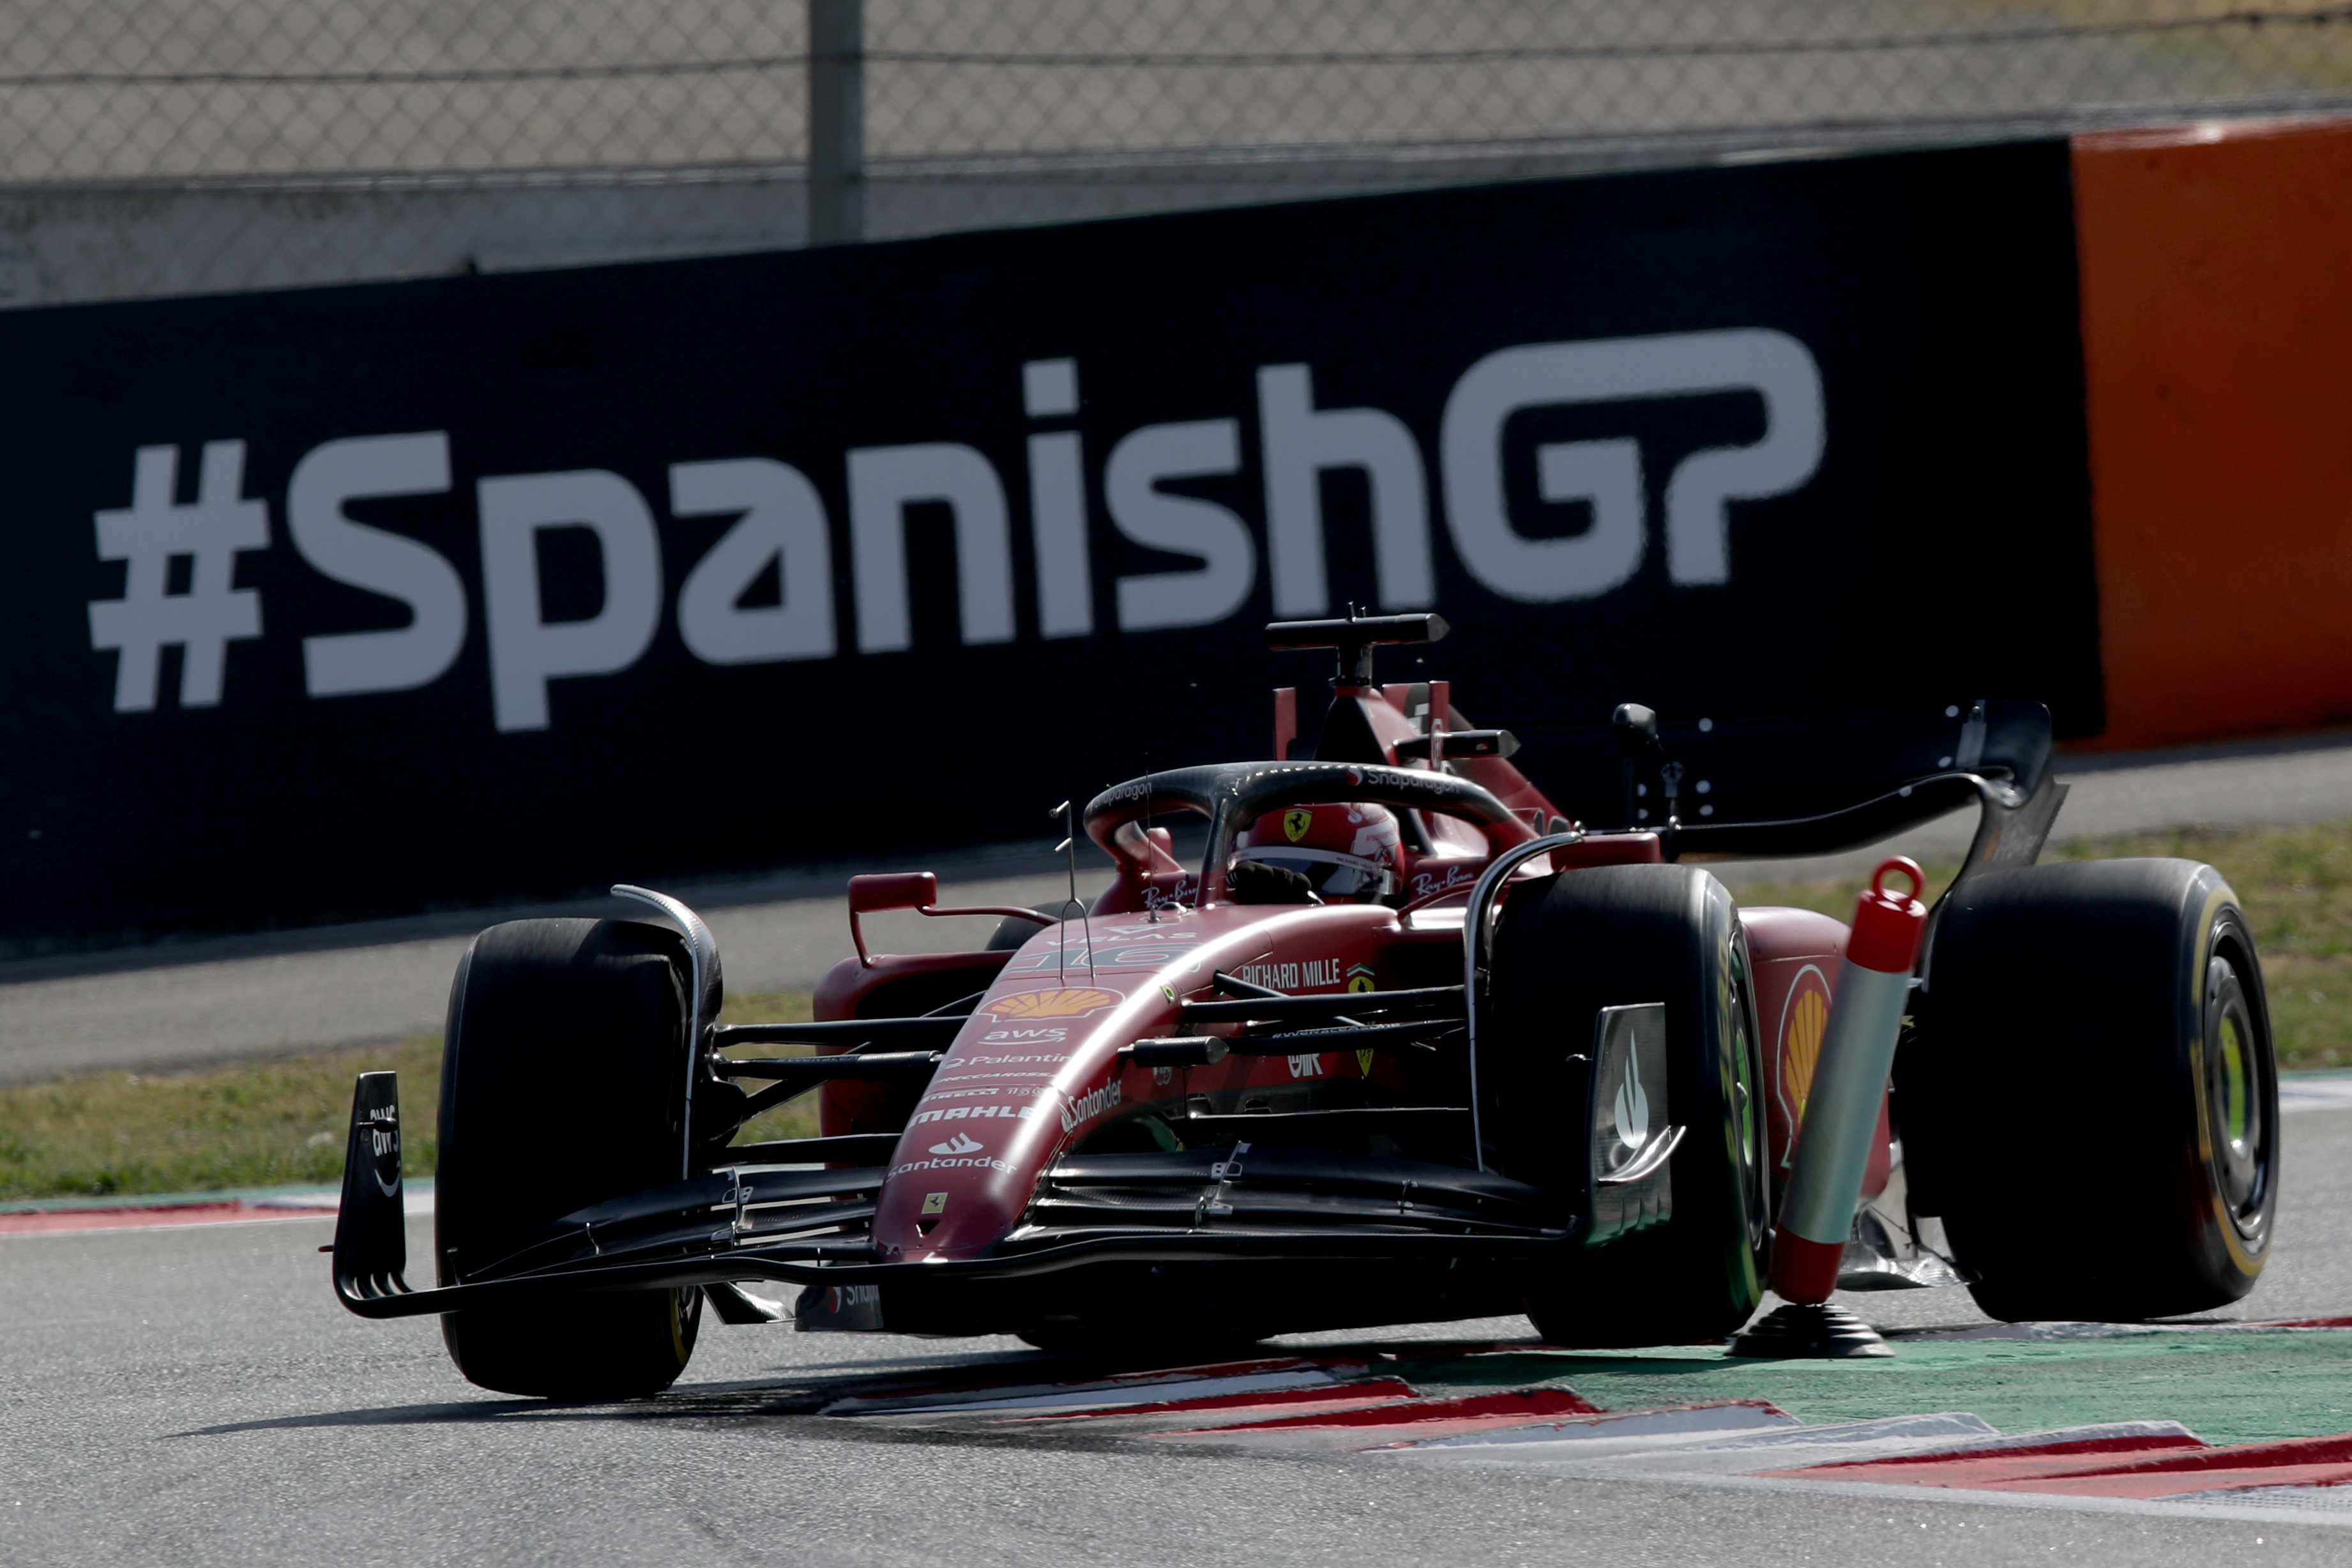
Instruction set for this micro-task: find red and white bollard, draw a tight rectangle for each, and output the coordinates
[1766,856,1930,1307]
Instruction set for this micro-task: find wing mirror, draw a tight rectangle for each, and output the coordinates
[844,871,1052,965]
[848,872,937,915]
[1611,703,1660,756]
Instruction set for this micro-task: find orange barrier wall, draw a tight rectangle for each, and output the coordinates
[2074,117,2352,751]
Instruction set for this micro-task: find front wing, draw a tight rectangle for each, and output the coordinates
[329,1073,1582,1322]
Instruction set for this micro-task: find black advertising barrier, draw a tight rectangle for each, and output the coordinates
[0,139,2098,949]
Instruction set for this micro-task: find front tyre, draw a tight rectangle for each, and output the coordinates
[1901,859,2277,1322]
[435,917,706,1399]
[1487,864,1770,1347]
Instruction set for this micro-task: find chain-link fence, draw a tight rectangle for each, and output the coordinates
[1,0,2346,303]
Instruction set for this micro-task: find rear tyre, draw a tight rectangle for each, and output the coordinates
[436,917,705,1399]
[1901,859,2277,1322]
[1489,864,1770,1347]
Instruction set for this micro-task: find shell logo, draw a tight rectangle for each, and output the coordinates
[1774,964,1833,1165]
[985,987,1119,1021]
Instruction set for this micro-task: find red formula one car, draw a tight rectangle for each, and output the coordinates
[331,614,2279,1399]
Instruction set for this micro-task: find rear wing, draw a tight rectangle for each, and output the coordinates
[1510,698,2066,871]
[1258,617,2063,878]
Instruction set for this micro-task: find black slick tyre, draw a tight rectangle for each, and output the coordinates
[1487,864,1770,1347]
[1900,859,2277,1322]
[436,917,705,1399]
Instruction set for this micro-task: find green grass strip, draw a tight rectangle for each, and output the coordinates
[0,1034,444,1202]
[0,989,818,1202]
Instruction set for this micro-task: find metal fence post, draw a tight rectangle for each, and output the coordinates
[807,0,864,246]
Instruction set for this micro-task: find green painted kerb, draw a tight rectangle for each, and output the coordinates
[1402,1329,2352,1447]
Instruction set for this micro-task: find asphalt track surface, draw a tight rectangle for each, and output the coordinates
[3,1104,2348,1567]
[6,730,2352,1084]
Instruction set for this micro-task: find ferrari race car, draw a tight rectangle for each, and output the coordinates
[331,614,2280,1399]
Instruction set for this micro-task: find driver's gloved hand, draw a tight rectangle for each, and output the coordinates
[1228,859,1321,906]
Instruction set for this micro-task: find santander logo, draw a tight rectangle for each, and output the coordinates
[927,1131,983,1156]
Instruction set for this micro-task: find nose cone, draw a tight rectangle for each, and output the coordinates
[867,917,1209,1259]
[871,1105,1058,1260]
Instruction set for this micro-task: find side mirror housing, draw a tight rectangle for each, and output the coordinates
[844,872,1052,965]
[848,872,937,915]
[1611,703,1661,757]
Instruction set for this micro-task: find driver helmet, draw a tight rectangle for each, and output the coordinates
[1234,802,1402,903]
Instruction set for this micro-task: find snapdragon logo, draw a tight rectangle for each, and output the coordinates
[85,332,1821,723]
